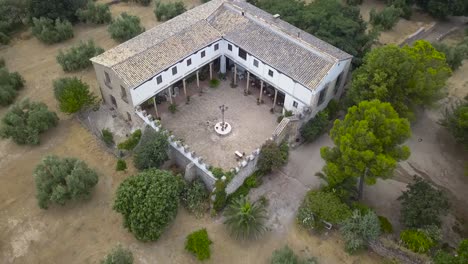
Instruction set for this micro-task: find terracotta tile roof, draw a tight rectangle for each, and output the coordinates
[91,0,351,90]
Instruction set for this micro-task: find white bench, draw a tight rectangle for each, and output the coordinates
[234,151,243,159]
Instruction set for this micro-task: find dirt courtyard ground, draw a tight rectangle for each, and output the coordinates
[159,80,279,169]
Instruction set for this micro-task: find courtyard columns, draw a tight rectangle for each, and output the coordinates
[168,87,173,104]
[259,80,264,102]
[273,89,278,108]
[245,71,250,94]
[183,78,187,97]
[220,55,226,74]
[153,97,159,118]
[209,62,213,80]
[233,64,237,85]
[196,70,200,90]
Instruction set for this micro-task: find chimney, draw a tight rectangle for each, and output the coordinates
[273,14,280,19]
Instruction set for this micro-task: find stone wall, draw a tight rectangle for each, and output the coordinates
[225,148,260,194]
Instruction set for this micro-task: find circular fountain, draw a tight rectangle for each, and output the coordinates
[214,122,232,136]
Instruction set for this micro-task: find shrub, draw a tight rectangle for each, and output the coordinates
[300,111,329,142]
[181,179,209,216]
[108,13,144,43]
[400,229,435,253]
[0,99,58,145]
[101,129,114,146]
[0,0,28,39]
[378,216,393,234]
[297,190,352,229]
[101,245,133,264]
[213,179,227,212]
[433,41,468,71]
[370,6,402,31]
[257,140,289,174]
[168,103,177,113]
[56,40,104,72]
[398,176,449,229]
[0,66,25,106]
[271,246,318,264]
[122,0,152,6]
[32,17,74,44]
[28,0,87,22]
[154,1,186,21]
[441,101,468,149]
[209,78,220,88]
[224,196,267,240]
[340,210,381,253]
[210,167,224,179]
[118,129,142,150]
[0,32,10,44]
[133,128,169,170]
[433,239,468,264]
[113,169,182,241]
[34,155,98,209]
[345,0,363,5]
[185,228,212,261]
[77,1,112,24]
[116,159,127,171]
[325,99,339,120]
[228,171,263,202]
[53,77,97,113]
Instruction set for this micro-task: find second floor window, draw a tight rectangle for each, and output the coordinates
[187,58,192,66]
[228,44,232,51]
[238,48,247,60]
[253,59,259,67]
[268,69,274,77]
[156,75,162,84]
[104,71,111,88]
[120,86,128,103]
[317,87,328,106]
[201,50,206,58]
[172,66,177,75]
[214,43,219,51]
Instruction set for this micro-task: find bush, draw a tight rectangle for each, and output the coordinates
[28,0,87,22]
[101,129,114,146]
[0,99,58,145]
[213,179,227,212]
[77,1,112,24]
[378,216,393,234]
[181,179,209,216]
[185,228,212,261]
[210,167,224,179]
[0,32,10,44]
[398,176,449,229]
[257,140,289,174]
[56,40,104,72]
[433,42,468,71]
[101,245,133,264]
[228,171,263,202]
[271,246,318,264]
[113,169,182,241]
[34,155,98,209]
[224,196,267,240]
[168,103,177,113]
[154,1,186,21]
[116,159,127,171]
[300,111,329,142]
[209,78,220,88]
[340,210,381,253]
[32,17,74,44]
[0,0,28,39]
[118,129,142,150]
[53,77,97,113]
[433,239,468,264]
[0,66,25,106]
[297,190,352,229]
[122,0,152,6]
[133,128,169,170]
[370,6,402,31]
[325,99,339,120]
[108,13,144,43]
[400,229,435,253]
[441,101,468,149]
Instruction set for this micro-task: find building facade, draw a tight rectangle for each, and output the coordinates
[91,0,352,123]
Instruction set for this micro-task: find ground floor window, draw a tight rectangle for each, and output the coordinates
[110,95,117,108]
[127,112,132,121]
[334,72,343,95]
[317,87,327,106]
[293,101,298,108]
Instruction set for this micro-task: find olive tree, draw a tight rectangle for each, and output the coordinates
[34,155,99,209]
[133,128,169,170]
[0,65,25,106]
[108,13,144,43]
[340,210,381,253]
[113,169,182,241]
[0,99,59,145]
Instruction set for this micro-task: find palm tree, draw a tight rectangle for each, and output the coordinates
[223,196,267,240]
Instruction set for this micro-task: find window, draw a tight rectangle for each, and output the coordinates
[317,87,328,106]
[187,58,192,66]
[156,75,162,84]
[334,72,343,95]
[104,71,111,88]
[228,44,232,51]
[172,66,177,75]
[214,43,219,51]
[201,50,206,58]
[293,101,298,108]
[253,59,259,67]
[120,86,128,103]
[127,112,132,121]
[238,48,247,60]
[268,69,274,77]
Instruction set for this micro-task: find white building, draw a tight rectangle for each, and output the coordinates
[91,0,352,123]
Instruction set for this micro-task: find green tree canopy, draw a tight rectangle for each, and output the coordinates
[154,1,186,22]
[0,99,59,145]
[249,0,378,64]
[53,77,97,114]
[440,101,468,149]
[133,128,169,170]
[433,239,468,264]
[0,65,24,106]
[34,155,99,209]
[28,0,87,22]
[224,196,267,240]
[320,100,411,199]
[113,169,182,241]
[108,13,145,43]
[348,40,451,119]
[77,1,112,24]
[257,140,289,174]
[398,176,449,229]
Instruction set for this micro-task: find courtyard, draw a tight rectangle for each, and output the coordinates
[149,77,281,169]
